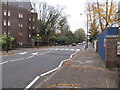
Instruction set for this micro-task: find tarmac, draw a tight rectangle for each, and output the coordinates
[0,46,56,56]
[36,44,118,88]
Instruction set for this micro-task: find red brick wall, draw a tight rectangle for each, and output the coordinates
[118,55,120,66]
[106,36,118,68]
[2,4,37,46]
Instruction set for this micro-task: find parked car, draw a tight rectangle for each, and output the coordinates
[72,43,76,46]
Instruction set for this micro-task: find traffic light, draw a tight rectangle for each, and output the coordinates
[37,34,40,37]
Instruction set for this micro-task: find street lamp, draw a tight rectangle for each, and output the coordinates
[86,13,89,49]
[80,12,89,49]
[6,0,9,53]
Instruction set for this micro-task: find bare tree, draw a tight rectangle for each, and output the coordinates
[36,2,66,45]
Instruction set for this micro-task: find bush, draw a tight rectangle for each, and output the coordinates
[0,34,15,51]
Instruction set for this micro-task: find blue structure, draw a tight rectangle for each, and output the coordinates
[98,27,118,62]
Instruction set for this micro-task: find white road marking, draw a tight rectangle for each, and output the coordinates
[60,48,64,50]
[25,51,78,89]
[19,52,27,55]
[58,59,69,68]
[24,76,40,90]
[65,49,68,50]
[49,48,54,50]
[40,68,59,77]
[76,49,80,52]
[32,52,38,55]
[2,51,51,65]
[55,48,59,50]
[43,48,81,52]
[28,56,34,59]
[70,49,74,51]
[37,51,50,56]
[70,52,78,58]
[0,61,9,65]
[10,58,25,62]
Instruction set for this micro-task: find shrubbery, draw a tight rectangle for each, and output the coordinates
[0,34,15,51]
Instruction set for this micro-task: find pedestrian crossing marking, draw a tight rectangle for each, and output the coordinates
[45,48,80,52]
[19,52,27,55]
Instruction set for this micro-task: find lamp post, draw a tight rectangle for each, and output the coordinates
[86,13,89,49]
[80,12,89,49]
[6,0,9,53]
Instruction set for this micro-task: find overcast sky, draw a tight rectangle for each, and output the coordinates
[31,0,119,33]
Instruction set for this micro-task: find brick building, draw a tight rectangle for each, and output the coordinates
[1,1,37,47]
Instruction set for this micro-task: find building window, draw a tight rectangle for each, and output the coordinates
[4,10,7,16]
[4,2,10,5]
[29,34,31,37]
[4,20,11,26]
[8,32,10,34]
[33,26,35,29]
[18,33,20,35]
[18,33,23,36]
[8,21,10,26]
[21,42,23,46]
[29,18,31,21]
[33,17,35,21]
[19,4,23,8]
[19,13,23,18]
[4,2,7,4]
[3,20,6,26]
[3,32,6,34]
[18,23,21,27]
[3,10,10,16]
[21,24,23,28]
[19,42,23,46]
[19,23,23,28]
[29,26,31,29]
[8,11,10,16]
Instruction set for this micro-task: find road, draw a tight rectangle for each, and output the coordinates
[2,44,85,88]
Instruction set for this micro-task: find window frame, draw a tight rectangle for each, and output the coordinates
[3,10,7,16]
[19,13,23,18]
[3,20,7,26]
[8,21,10,26]
[8,11,10,16]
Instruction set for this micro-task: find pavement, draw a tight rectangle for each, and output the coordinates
[36,44,118,88]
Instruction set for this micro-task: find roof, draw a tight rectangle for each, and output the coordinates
[2,0,32,11]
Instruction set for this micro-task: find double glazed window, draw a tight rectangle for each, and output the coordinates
[19,23,23,28]
[3,20,10,26]
[4,10,10,16]
[19,13,23,18]
[29,18,31,21]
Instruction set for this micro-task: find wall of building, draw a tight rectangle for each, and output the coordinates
[2,3,37,47]
[2,4,30,46]
[0,2,2,36]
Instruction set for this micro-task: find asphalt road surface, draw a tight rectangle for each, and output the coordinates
[2,44,85,88]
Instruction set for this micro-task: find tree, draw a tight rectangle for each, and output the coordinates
[86,0,119,40]
[0,34,15,50]
[36,2,66,45]
[74,28,86,43]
